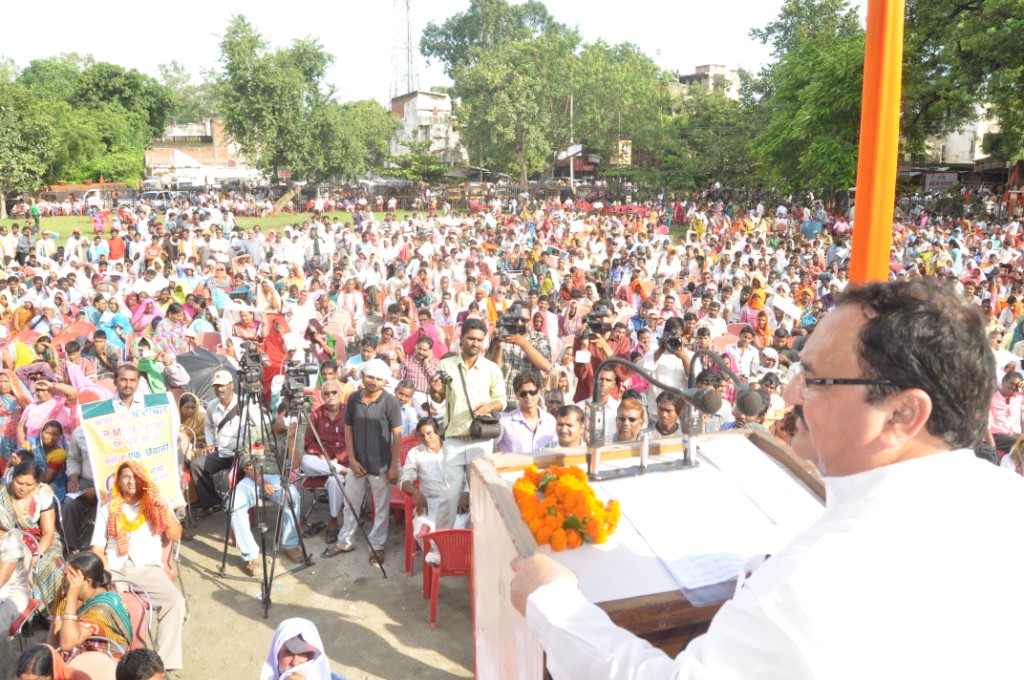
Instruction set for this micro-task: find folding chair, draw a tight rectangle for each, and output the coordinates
[67,649,119,675]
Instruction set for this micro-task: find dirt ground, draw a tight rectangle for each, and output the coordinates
[21,499,475,679]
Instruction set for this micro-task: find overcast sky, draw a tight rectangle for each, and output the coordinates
[3,0,865,105]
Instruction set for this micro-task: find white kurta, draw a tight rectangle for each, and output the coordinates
[398,442,468,532]
[526,450,1024,679]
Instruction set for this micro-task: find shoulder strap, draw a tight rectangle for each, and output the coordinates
[456,363,475,412]
[216,403,240,432]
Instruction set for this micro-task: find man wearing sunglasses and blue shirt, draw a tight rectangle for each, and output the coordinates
[511,279,1024,679]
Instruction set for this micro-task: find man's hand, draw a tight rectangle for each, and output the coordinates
[591,334,612,354]
[414,489,428,515]
[458,491,470,514]
[68,474,80,494]
[510,553,579,616]
[473,402,497,416]
[351,460,367,477]
[387,465,399,484]
[262,480,275,496]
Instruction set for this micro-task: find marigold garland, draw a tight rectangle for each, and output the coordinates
[513,464,621,551]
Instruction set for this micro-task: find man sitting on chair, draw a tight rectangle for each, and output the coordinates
[91,461,185,673]
[399,417,470,562]
[230,402,304,577]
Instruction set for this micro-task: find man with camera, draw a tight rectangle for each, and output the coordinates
[570,302,632,404]
[430,319,507,463]
[487,304,552,411]
[640,316,693,419]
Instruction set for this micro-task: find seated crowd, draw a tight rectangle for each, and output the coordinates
[0,189,1021,677]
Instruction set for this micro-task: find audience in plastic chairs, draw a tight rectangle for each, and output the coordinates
[261,618,345,680]
[0,506,31,678]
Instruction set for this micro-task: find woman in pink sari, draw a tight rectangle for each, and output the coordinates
[17,378,78,450]
[131,297,162,333]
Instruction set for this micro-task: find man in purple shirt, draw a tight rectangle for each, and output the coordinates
[494,372,556,454]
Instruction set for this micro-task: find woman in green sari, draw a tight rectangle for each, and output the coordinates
[49,552,132,658]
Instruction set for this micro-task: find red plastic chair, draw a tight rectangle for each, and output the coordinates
[8,597,42,653]
[67,650,118,676]
[420,529,473,629]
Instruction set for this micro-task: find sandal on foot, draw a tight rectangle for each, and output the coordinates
[369,549,385,566]
[322,544,348,558]
[325,528,339,544]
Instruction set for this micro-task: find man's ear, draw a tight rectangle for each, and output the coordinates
[882,388,932,445]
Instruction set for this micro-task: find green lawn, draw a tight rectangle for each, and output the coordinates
[0,209,424,242]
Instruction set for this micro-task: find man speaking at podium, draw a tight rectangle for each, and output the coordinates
[512,279,1024,679]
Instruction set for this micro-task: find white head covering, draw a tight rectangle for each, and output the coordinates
[260,618,331,680]
[361,358,391,380]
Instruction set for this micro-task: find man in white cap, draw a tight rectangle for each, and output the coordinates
[335,358,402,564]
[190,369,241,516]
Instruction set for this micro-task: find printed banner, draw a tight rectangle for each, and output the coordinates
[80,393,185,508]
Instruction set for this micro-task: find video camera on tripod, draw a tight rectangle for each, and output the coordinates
[280,353,319,411]
[238,341,266,394]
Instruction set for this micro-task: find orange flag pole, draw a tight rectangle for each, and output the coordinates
[849,0,905,284]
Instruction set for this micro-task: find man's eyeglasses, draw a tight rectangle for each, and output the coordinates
[518,389,539,398]
[791,363,894,398]
[616,415,641,423]
[323,390,339,396]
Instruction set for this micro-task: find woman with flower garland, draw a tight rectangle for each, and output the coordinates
[89,461,184,672]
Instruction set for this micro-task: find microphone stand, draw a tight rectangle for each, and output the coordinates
[588,356,715,480]
[686,348,759,466]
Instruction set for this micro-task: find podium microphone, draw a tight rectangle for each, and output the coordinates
[586,357,720,476]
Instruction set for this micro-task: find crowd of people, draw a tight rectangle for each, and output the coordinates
[0,187,1023,677]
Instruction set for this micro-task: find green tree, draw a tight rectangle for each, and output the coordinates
[73,62,173,139]
[573,40,672,177]
[0,82,59,218]
[453,31,577,187]
[749,0,864,203]
[18,57,82,103]
[658,84,762,191]
[903,0,1024,161]
[420,0,556,77]
[390,134,452,183]
[158,61,219,124]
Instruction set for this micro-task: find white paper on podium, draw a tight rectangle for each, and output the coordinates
[500,437,824,601]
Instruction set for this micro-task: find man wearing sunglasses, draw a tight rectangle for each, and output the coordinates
[512,278,1024,678]
[493,373,555,454]
[613,392,647,443]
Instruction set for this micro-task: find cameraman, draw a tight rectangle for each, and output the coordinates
[570,302,631,403]
[640,316,693,420]
[487,304,551,411]
[430,319,506,462]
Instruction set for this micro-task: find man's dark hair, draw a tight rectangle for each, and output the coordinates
[93,330,107,340]
[556,404,585,423]
[415,416,439,436]
[461,318,487,336]
[512,371,541,393]
[695,369,723,387]
[387,303,400,314]
[116,364,141,379]
[415,335,434,349]
[838,279,993,449]
[65,340,81,354]
[116,648,165,680]
[360,336,377,349]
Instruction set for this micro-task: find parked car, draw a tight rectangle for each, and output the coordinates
[138,190,175,211]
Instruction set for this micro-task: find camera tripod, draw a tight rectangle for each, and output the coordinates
[213,379,313,618]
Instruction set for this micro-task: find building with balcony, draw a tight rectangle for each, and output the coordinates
[389,90,466,166]
[673,64,741,100]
